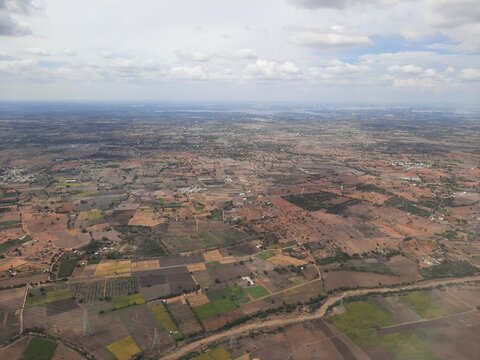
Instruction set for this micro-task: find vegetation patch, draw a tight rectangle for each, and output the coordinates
[339,260,394,275]
[325,199,361,215]
[355,183,391,195]
[155,199,183,209]
[21,337,57,360]
[332,299,436,360]
[193,298,237,319]
[0,236,31,255]
[106,336,141,360]
[385,196,430,218]
[57,256,77,278]
[400,291,453,319]
[420,260,477,279]
[0,219,22,230]
[112,293,145,310]
[206,286,249,306]
[282,191,335,211]
[317,247,351,265]
[245,285,269,299]
[27,284,73,307]
[191,347,231,360]
[256,250,276,260]
[150,303,183,340]
[87,208,103,220]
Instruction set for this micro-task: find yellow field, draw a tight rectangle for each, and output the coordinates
[186,292,210,307]
[187,263,207,272]
[218,256,236,264]
[268,254,308,267]
[204,250,223,262]
[95,260,132,277]
[235,354,250,360]
[128,207,162,227]
[132,259,160,271]
[167,296,187,305]
[106,336,141,360]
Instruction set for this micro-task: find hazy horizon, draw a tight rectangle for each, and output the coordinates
[0,0,479,105]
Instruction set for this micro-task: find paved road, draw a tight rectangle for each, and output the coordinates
[160,275,480,360]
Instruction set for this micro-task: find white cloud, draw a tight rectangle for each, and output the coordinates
[0,51,15,60]
[288,0,407,10]
[460,68,480,81]
[387,64,423,74]
[292,30,373,48]
[169,65,206,79]
[63,48,76,56]
[245,59,300,80]
[308,60,370,79]
[234,48,258,60]
[392,77,439,89]
[1,0,44,15]
[23,47,50,56]
[175,50,211,62]
[101,51,113,59]
[427,0,480,29]
[0,0,44,36]
[0,11,31,36]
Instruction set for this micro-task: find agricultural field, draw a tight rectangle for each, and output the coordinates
[399,291,454,319]
[20,336,58,360]
[191,347,231,360]
[330,287,480,360]
[57,256,78,278]
[106,277,139,298]
[20,337,57,360]
[112,293,145,310]
[106,336,141,360]
[150,302,183,340]
[167,300,203,335]
[27,284,72,307]
[0,105,479,359]
[70,280,105,302]
[0,287,25,343]
[245,285,269,299]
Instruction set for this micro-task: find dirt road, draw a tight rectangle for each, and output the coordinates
[161,275,480,360]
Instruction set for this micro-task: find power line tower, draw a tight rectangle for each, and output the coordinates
[82,309,90,336]
[229,336,238,351]
[152,328,161,349]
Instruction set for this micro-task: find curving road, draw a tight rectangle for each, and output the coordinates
[160,275,480,360]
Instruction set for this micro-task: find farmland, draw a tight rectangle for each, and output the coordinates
[106,336,141,360]
[20,337,58,360]
[112,293,145,310]
[27,284,73,307]
[0,104,478,359]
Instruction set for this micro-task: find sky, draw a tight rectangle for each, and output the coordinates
[0,0,479,104]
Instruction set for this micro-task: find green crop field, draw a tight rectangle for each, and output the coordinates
[0,220,22,230]
[151,303,177,331]
[57,257,77,278]
[400,291,453,319]
[88,209,103,220]
[256,250,276,260]
[193,298,237,319]
[246,285,269,299]
[21,337,57,360]
[113,293,145,310]
[206,286,249,306]
[27,285,72,307]
[192,347,231,360]
[332,299,436,359]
